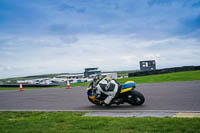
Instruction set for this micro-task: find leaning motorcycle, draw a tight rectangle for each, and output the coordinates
[86,79,145,106]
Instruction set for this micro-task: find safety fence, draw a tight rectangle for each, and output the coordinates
[128,66,200,77]
[0,84,59,87]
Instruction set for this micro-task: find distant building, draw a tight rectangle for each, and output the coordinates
[140,60,156,71]
[84,68,101,77]
[57,74,84,79]
[56,74,85,83]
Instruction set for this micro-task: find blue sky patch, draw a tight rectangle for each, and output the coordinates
[0,0,200,78]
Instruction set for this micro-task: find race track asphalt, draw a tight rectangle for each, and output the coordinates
[0,81,200,111]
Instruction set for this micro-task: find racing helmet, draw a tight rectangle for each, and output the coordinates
[106,77,111,81]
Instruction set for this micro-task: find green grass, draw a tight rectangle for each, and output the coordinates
[1,70,200,90]
[54,82,88,88]
[76,70,200,87]
[0,111,200,133]
[0,86,56,90]
[117,70,200,84]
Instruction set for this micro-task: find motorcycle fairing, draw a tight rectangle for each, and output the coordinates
[87,88,93,96]
[89,96,104,102]
[120,81,136,93]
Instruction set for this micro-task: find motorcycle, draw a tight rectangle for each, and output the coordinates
[86,78,145,106]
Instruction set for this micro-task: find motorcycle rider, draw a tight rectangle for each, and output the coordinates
[94,76,120,106]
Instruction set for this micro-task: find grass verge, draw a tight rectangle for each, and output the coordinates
[0,111,200,133]
[1,70,200,90]
[0,86,54,90]
[117,70,200,84]
[69,70,200,87]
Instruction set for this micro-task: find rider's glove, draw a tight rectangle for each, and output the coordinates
[95,93,101,99]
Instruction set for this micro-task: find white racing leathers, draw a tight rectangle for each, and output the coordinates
[96,78,119,105]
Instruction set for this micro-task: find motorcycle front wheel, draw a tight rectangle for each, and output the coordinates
[126,90,145,105]
[88,96,101,105]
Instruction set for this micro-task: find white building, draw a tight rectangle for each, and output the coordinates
[56,74,87,83]
[16,72,119,85]
[56,74,84,79]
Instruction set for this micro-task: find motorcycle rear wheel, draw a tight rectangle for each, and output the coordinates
[126,90,145,105]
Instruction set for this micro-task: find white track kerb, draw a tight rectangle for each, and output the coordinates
[0,109,200,118]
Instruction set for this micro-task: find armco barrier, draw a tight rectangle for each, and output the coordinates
[0,84,59,87]
[128,66,200,77]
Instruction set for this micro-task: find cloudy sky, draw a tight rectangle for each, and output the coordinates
[0,0,200,79]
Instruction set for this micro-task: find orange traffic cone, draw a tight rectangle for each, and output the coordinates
[19,83,23,91]
[67,80,71,89]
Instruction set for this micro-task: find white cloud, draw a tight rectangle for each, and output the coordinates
[0,34,200,79]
